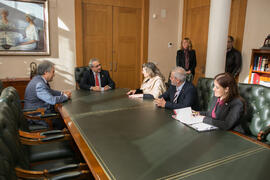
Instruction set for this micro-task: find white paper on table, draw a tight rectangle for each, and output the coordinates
[188,122,218,132]
[173,107,203,125]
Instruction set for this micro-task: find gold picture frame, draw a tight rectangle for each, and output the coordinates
[0,0,50,55]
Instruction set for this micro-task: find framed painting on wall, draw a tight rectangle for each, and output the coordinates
[0,0,50,55]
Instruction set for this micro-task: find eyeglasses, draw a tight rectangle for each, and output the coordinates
[93,64,101,68]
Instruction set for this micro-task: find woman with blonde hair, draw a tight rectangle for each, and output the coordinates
[127,62,166,99]
[176,37,197,82]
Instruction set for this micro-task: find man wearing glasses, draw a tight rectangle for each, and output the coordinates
[79,58,115,91]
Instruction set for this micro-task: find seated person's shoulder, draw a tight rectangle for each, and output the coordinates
[231,97,244,106]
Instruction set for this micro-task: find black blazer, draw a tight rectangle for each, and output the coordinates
[159,82,199,110]
[225,47,242,77]
[200,97,245,132]
[79,69,115,90]
[176,49,197,76]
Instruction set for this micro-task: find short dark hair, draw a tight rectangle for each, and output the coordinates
[37,60,54,75]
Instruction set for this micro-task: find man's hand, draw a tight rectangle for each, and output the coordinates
[63,91,72,99]
[154,98,166,108]
[103,85,111,91]
[126,90,136,95]
[186,70,191,74]
[92,86,101,91]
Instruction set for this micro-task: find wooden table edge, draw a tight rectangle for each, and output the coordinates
[58,105,110,180]
[230,130,270,149]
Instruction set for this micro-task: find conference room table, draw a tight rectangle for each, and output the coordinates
[59,89,270,180]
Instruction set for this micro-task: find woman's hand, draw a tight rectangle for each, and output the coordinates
[129,94,143,98]
[126,90,136,95]
[192,110,200,116]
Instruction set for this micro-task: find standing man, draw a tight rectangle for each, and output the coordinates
[79,58,115,91]
[154,67,199,110]
[24,60,71,129]
[226,36,242,77]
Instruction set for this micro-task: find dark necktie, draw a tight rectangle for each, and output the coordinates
[173,89,180,103]
[95,73,100,86]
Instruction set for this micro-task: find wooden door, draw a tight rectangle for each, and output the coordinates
[182,0,210,84]
[113,7,141,88]
[182,0,247,83]
[82,4,113,71]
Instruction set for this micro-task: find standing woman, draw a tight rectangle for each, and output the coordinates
[176,37,197,82]
[127,62,166,99]
[195,73,246,133]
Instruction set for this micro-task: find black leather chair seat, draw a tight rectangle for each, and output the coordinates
[28,142,74,163]
[30,157,75,171]
[28,124,48,131]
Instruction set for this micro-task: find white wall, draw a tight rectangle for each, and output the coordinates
[148,0,183,80]
[240,0,270,83]
[0,0,76,90]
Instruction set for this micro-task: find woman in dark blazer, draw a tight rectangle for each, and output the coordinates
[176,37,197,81]
[195,73,246,133]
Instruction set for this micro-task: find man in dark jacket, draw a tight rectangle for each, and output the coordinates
[154,67,199,110]
[226,36,242,77]
[79,58,115,91]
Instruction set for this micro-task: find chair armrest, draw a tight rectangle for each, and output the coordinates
[257,125,270,141]
[15,165,89,179]
[20,134,71,145]
[48,170,90,180]
[40,128,69,136]
[19,128,69,140]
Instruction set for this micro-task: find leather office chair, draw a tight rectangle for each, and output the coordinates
[0,87,72,141]
[196,77,214,111]
[0,102,91,180]
[1,86,61,131]
[0,80,3,94]
[238,83,270,143]
[74,66,89,89]
[196,77,270,144]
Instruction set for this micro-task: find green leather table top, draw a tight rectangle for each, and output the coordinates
[63,89,270,180]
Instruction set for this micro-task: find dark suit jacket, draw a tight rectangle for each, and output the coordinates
[79,69,115,90]
[159,82,199,110]
[200,97,245,132]
[226,47,242,77]
[176,49,197,76]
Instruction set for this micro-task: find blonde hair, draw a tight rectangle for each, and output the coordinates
[180,37,192,50]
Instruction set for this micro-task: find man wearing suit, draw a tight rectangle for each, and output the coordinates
[24,60,71,129]
[79,58,115,91]
[154,67,199,110]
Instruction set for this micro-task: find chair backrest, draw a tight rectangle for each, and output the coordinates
[74,66,89,89]
[0,143,17,180]
[0,87,29,131]
[238,83,270,142]
[0,101,30,169]
[196,77,214,111]
[0,80,3,94]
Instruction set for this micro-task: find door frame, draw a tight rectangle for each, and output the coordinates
[74,0,149,81]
